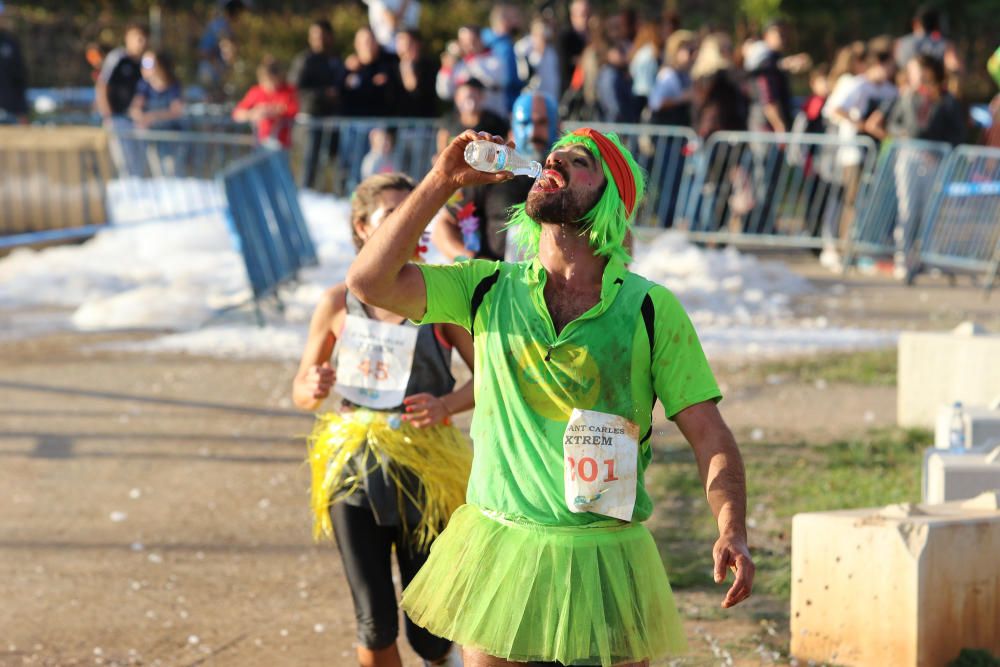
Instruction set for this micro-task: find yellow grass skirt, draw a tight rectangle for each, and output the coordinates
[307,408,472,550]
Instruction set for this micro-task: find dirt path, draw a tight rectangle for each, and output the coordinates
[0,329,887,667]
[1,261,993,667]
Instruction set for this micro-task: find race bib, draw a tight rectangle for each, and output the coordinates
[563,408,639,521]
[334,314,419,409]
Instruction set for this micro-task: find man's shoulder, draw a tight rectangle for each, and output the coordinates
[425,257,507,278]
[240,85,266,103]
[100,48,134,80]
[632,279,684,314]
[103,47,127,66]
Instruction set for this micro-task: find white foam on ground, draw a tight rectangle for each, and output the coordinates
[632,232,811,327]
[0,179,896,360]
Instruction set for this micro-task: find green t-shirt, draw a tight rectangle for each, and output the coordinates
[417,256,721,526]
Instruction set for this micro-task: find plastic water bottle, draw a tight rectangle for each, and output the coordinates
[463,140,542,179]
[949,401,967,452]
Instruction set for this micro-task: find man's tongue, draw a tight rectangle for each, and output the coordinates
[539,171,564,190]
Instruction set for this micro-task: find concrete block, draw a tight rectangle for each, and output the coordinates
[791,493,1000,667]
[924,446,1000,504]
[898,324,1000,429]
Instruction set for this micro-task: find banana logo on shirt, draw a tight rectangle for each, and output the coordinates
[515,341,601,421]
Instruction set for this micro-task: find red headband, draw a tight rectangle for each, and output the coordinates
[570,128,637,218]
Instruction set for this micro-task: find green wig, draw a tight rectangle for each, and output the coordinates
[506,131,646,264]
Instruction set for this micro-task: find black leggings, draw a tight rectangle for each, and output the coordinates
[330,502,452,660]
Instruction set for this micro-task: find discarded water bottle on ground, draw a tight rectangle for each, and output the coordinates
[464,140,542,179]
[949,401,967,452]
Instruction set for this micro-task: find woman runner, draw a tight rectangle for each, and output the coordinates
[293,173,472,667]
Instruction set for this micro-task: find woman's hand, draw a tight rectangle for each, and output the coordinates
[303,361,336,400]
[402,393,451,428]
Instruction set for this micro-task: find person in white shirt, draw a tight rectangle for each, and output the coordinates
[514,18,561,102]
[820,49,897,268]
[363,0,420,55]
[647,29,696,125]
[824,50,897,140]
[628,16,670,113]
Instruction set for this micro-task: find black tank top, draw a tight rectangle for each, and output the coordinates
[342,290,455,409]
[337,291,458,527]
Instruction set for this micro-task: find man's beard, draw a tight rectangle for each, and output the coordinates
[525,180,604,225]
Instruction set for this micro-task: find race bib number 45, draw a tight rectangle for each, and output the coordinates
[334,314,419,409]
[563,408,639,521]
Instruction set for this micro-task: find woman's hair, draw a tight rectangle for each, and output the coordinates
[917,53,946,87]
[145,50,178,86]
[349,173,416,250]
[629,20,665,60]
[125,21,150,37]
[809,62,830,84]
[506,131,646,264]
[664,29,696,68]
[690,33,732,80]
[828,42,865,88]
[311,19,334,34]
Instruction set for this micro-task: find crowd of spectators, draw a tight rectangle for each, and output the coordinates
[0,1,995,148]
[1,1,998,204]
[0,0,997,270]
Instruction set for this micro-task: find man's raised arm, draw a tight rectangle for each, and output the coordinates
[346,130,513,321]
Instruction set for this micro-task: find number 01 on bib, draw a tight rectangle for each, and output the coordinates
[563,408,639,521]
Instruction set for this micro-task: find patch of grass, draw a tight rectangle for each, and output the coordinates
[948,649,1000,667]
[649,427,931,601]
[748,348,898,387]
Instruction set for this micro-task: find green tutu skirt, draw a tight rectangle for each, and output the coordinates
[400,504,686,666]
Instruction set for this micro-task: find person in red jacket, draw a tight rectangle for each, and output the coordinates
[233,56,300,149]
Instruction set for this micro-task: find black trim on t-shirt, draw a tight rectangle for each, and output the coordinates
[639,291,656,446]
[469,268,501,334]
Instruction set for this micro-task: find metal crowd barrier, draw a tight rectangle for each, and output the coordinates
[846,138,952,271]
[914,144,1000,288]
[0,126,111,249]
[8,113,1000,294]
[291,116,439,195]
[676,131,878,249]
[106,128,256,224]
[218,149,318,324]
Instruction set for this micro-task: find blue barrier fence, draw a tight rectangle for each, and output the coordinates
[218,149,318,324]
[916,145,1000,288]
[846,139,953,275]
[6,116,999,291]
[106,128,256,225]
[678,131,878,249]
[290,116,439,195]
